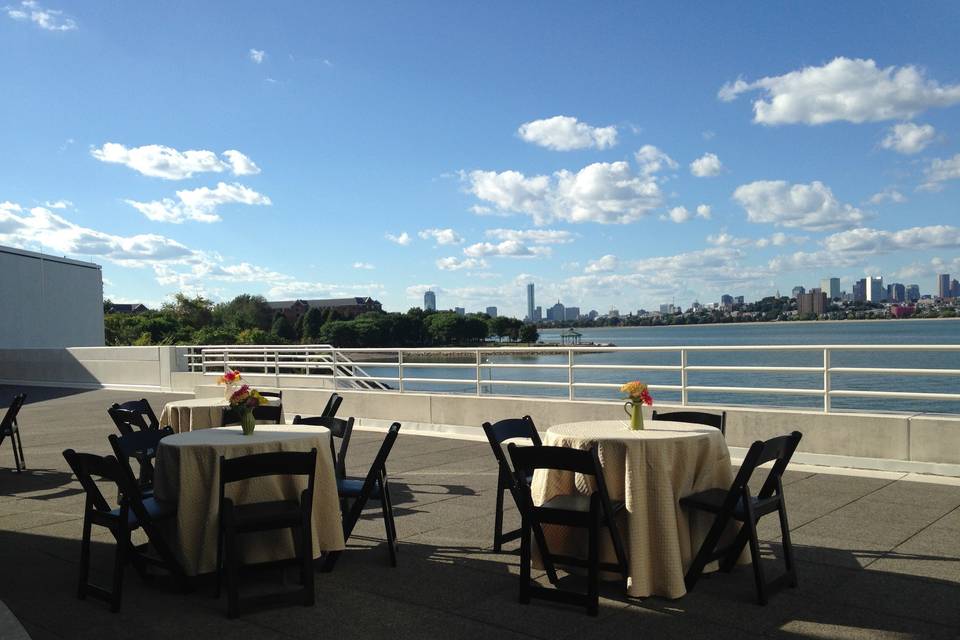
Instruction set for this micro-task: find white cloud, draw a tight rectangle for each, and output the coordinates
[868,188,907,205]
[634,145,677,176]
[585,254,618,273]
[666,206,692,223]
[484,228,575,244]
[690,152,723,177]
[125,182,271,223]
[517,115,618,151]
[463,240,550,258]
[881,123,936,155]
[467,159,664,225]
[249,49,266,64]
[436,256,486,271]
[352,262,374,270]
[385,231,411,245]
[267,281,384,300]
[706,230,806,248]
[719,57,960,125]
[920,154,960,191]
[91,143,261,180]
[42,199,71,209]
[732,180,868,231]
[5,0,76,31]
[418,228,464,245]
[696,204,712,219]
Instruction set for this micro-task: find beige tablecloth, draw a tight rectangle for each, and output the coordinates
[159,396,281,432]
[532,420,739,599]
[153,424,345,576]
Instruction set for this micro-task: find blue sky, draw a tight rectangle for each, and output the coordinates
[2,1,960,317]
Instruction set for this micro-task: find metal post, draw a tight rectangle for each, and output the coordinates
[274,351,280,388]
[568,349,574,401]
[680,349,688,406]
[398,350,405,393]
[222,352,228,373]
[332,348,339,390]
[200,348,207,375]
[476,350,482,396]
[823,348,831,413]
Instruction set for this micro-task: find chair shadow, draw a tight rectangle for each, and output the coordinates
[0,468,84,500]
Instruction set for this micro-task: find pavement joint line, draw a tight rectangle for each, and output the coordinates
[870,502,960,567]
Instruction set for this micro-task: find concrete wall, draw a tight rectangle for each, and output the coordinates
[0,245,104,348]
[0,346,187,390]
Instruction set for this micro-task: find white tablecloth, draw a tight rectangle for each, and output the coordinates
[159,396,281,432]
[153,424,345,576]
[531,420,740,599]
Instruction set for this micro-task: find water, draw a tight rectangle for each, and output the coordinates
[361,319,960,414]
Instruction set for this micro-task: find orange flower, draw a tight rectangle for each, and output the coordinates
[620,380,654,405]
[218,369,242,385]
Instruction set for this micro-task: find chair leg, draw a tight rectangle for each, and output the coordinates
[587,508,600,617]
[142,523,191,592]
[605,511,630,587]
[493,475,506,552]
[215,524,224,598]
[531,521,560,586]
[380,494,397,567]
[77,513,92,600]
[685,512,732,593]
[226,527,240,618]
[518,513,531,605]
[382,481,399,552]
[301,521,314,607]
[744,516,767,606]
[111,524,127,612]
[15,427,25,470]
[11,431,22,473]
[778,502,798,588]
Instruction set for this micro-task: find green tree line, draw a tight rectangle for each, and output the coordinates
[104,294,539,347]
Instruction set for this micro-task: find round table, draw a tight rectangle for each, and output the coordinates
[159,396,280,432]
[531,420,740,599]
[153,424,346,576]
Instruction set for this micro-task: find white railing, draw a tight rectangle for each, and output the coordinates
[184,344,960,413]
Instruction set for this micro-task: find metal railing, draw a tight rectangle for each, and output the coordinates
[185,344,960,413]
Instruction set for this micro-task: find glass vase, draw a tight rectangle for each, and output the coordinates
[240,409,256,436]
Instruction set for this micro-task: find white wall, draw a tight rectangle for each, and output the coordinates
[0,246,104,348]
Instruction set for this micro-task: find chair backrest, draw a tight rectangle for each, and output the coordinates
[292,415,354,478]
[357,423,401,489]
[320,393,343,419]
[507,444,616,518]
[218,449,318,514]
[110,399,159,430]
[651,410,726,434]
[221,404,283,426]
[482,416,541,476]
[727,431,803,503]
[63,449,123,513]
[108,427,174,486]
[259,390,283,400]
[108,406,151,436]
[1,393,26,432]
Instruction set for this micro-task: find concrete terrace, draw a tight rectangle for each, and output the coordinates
[0,386,958,640]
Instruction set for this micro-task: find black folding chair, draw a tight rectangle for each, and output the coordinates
[108,406,152,437]
[0,393,27,472]
[329,423,401,569]
[259,390,283,402]
[292,415,354,479]
[216,449,318,618]
[62,449,190,612]
[110,399,160,431]
[652,409,726,436]
[681,431,803,605]
[320,392,343,419]
[507,443,628,616]
[481,416,544,552]
[108,427,174,495]
[221,404,283,426]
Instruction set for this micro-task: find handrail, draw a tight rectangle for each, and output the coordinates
[183,343,960,413]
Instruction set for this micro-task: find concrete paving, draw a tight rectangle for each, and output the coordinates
[0,386,958,640]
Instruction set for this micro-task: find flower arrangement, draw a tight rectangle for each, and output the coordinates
[218,369,242,385]
[620,380,653,430]
[227,384,268,435]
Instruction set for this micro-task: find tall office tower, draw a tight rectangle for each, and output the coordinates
[853,278,867,302]
[546,301,565,321]
[424,290,436,311]
[791,286,806,299]
[906,284,920,302]
[821,277,840,300]
[954,279,960,298]
[564,306,580,321]
[866,276,884,303]
[454,307,465,316]
[938,274,951,299]
[485,306,497,317]
[734,296,744,305]
[720,294,734,307]
[533,306,542,321]
[890,283,906,302]
[526,283,535,320]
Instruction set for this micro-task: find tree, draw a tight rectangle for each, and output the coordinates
[302,308,325,342]
[518,324,539,344]
[236,328,272,344]
[271,314,296,342]
[162,293,213,329]
[424,312,462,344]
[214,294,273,331]
[488,316,513,342]
[318,321,359,347]
[463,316,490,343]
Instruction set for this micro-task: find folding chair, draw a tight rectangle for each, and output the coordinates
[62,449,190,612]
[481,416,544,552]
[108,406,152,437]
[222,404,283,426]
[681,431,802,605]
[0,393,27,472]
[507,443,628,616]
[652,409,726,435]
[216,449,318,618]
[108,427,174,495]
[329,423,401,569]
[110,398,160,430]
[320,392,343,419]
[292,415,354,480]
[259,390,283,402]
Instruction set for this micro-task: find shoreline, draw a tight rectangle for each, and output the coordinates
[540,317,960,331]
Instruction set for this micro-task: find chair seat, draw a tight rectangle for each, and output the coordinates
[680,488,779,519]
[110,496,176,527]
[231,500,303,529]
[338,478,382,499]
[540,494,626,515]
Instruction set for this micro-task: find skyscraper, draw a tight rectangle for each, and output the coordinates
[424,290,436,311]
[866,276,883,303]
[791,286,806,299]
[526,283,535,321]
[546,301,565,321]
[485,306,497,317]
[853,278,866,302]
[821,277,840,300]
[454,306,465,316]
[938,274,951,299]
[906,284,920,302]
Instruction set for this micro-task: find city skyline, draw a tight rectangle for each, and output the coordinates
[2,4,960,317]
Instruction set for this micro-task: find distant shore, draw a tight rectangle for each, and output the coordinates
[541,316,960,331]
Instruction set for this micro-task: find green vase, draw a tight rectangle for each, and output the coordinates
[624,401,644,430]
[240,409,256,436]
